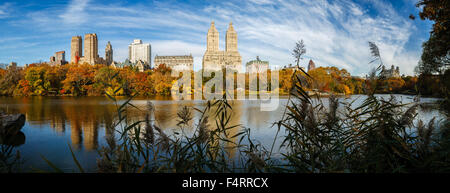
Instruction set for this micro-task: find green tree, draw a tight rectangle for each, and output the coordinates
[415,0,449,74]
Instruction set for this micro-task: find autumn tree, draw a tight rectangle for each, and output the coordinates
[0,65,24,96]
[278,68,294,94]
[94,66,123,96]
[151,64,175,95]
[24,64,49,95]
[62,64,96,96]
[415,0,449,75]
[118,67,138,96]
[132,72,154,96]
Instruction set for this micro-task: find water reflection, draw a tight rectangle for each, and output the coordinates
[0,95,445,171]
[0,97,273,152]
[0,97,113,150]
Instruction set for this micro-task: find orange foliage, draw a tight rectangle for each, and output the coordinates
[0,62,425,97]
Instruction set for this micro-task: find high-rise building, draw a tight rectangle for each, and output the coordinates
[105,41,113,65]
[202,21,242,72]
[207,22,219,52]
[70,36,82,63]
[71,33,109,65]
[82,33,99,65]
[307,59,316,72]
[75,33,107,65]
[226,22,238,52]
[128,39,151,67]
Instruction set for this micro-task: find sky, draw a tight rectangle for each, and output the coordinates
[0,0,433,76]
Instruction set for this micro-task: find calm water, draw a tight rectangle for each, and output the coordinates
[0,95,445,172]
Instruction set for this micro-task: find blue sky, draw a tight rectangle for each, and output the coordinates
[0,0,433,75]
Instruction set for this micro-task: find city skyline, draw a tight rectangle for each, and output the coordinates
[0,0,433,76]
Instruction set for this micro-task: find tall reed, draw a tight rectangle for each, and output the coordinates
[45,43,449,173]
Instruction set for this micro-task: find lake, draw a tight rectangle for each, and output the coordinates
[0,95,445,172]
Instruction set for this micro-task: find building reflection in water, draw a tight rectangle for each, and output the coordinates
[0,96,263,155]
[70,119,82,150]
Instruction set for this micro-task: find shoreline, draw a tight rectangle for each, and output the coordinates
[0,93,443,100]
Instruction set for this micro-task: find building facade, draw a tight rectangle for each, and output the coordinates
[202,21,242,72]
[307,59,316,72]
[71,33,109,65]
[154,55,194,72]
[70,36,82,64]
[380,65,400,78]
[246,56,269,73]
[105,41,113,65]
[111,58,149,72]
[5,62,17,70]
[135,60,149,72]
[129,39,151,67]
[79,33,99,65]
[49,51,67,66]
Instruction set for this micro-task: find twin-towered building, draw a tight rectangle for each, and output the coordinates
[202,21,242,72]
[153,21,242,73]
[70,33,109,65]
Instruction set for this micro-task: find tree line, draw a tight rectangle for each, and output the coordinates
[0,62,429,97]
[0,63,175,97]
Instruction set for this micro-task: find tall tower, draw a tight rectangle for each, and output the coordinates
[70,36,82,64]
[307,59,316,72]
[226,22,238,52]
[84,33,98,65]
[206,21,219,52]
[105,41,113,65]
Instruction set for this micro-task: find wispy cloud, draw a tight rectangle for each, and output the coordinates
[248,0,276,5]
[59,0,90,25]
[0,3,11,18]
[1,0,427,75]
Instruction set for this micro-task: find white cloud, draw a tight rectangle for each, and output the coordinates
[59,0,90,25]
[350,4,364,16]
[248,0,276,5]
[0,3,11,18]
[8,0,421,75]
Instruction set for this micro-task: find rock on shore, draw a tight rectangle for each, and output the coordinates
[0,113,25,136]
